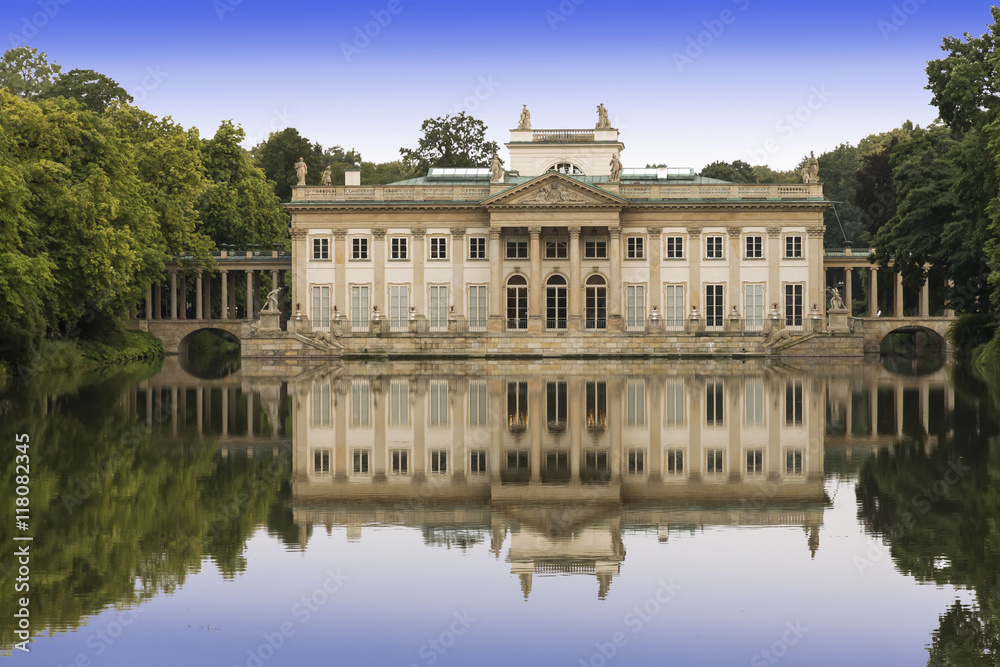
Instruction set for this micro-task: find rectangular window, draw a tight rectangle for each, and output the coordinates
[352,449,370,475]
[586,381,607,429]
[706,236,724,259]
[470,450,487,475]
[627,449,645,474]
[312,285,330,328]
[706,449,724,474]
[390,236,408,260]
[429,380,448,427]
[312,383,330,426]
[312,237,329,260]
[391,450,409,475]
[785,235,803,258]
[351,380,371,426]
[389,285,409,331]
[744,378,764,427]
[706,380,724,426]
[665,236,684,259]
[429,285,448,330]
[785,380,803,426]
[469,380,488,426]
[351,237,369,260]
[625,284,645,330]
[585,237,608,259]
[506,238,528,259]
[468,285,488,330]
[785,284,804,327]
[350,285,370,326]
[313,449,331,474]
[706,284,724,327]
[429,236,448,260]
[665,380,685,425]
[664,285,685,326]
[507,381,528,431]
[546,382,567,431]
[545,238,567,259]
[626,379,646,426]
[389,379,409,426]
[468,236,487,260]
[745,284,765,330]
[785,449,804,475]
[626,236,644,259]
[666,449,685,475]
[746,449,764,475]
[745,236,763,259]
[430,450,447,474]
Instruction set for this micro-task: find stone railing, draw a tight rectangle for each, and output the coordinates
[292,185,492,203]
[531,129,595,142]
[618,183,823,200]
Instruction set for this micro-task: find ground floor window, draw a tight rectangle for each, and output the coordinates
[706,284,724,327]
[785,284,803,327]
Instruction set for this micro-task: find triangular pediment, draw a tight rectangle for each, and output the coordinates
[483,172,627,208]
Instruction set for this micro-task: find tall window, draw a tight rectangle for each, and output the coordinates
[352,237,369,260]
[665,236,684,259]
[706,236,724,259]
[545,238,568,259]
[312,382,330,426]
[785,380,803,426]
[706,449,724,474]
[352,449,370,475]
[586,381,607,430]
[507,381,528,431]
[350,285,370,325]
[664,285,684,326]
[745,284,764,330]
[389,379,409,426]
[389,285,409,331]
[626,236,644,259]
[585,237,607,259]
[313,449,331,474]
[626,379,646,426]
[746,449,764,475]
[468,380,488,427]
[744,378,764,427]
[429,285,448,330]
[506,275,528,330]
[706,284,724,327]
[468,236,487,260]
[666,449,685,475]
[745,236,763,259]
[784,236,803,258]
[506,238,528,259]
[546,381,567,431]
[706,380,724,426]
[390,236,408,260]
[391,450,409,475]
[627,449,645,474]
[430,450,448,474]
[665,381,685,426]
[312,285,330,328]
[585,275,607,329]
[468,285,488,331]
[785,284,803,327]
[625,284,645,330]
[312,237,329,260]
[545,275,567,330]
[429,236,448,260]
[351,379,371,426]
[429,380,448,427]
[470,450,487,475]
[785,450,804,475]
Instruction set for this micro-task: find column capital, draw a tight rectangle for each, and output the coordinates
[727,227,741,238]
[372,227,387,239]
[806,226,826,238]
[609,225,622,239]
[528,226,542,238]
[332,228,347,238]
[646,226,662,236]
[568,225,582,238]
[290,228,308,239]
[489,228,502,240]
[686,226,702,237]
[411,228,426,238]
[766,226,781,238]
[449,227,466,239]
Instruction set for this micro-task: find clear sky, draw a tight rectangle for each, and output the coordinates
[3,0,996,171]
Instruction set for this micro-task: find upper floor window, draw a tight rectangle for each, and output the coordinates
[626,236,644,259]
[312,237,329,261]
[506,237,528,259]
[745,235,763,259]
[429,236,448,260]
[585,237,607,259]
[665,236,684,259]
[390,236,408,260]
[785,235,803,258]
[548,162,584,175]
[351,237,369,261]
[706,235,724,259]
[468,236,487,260]
[545,238,568,259]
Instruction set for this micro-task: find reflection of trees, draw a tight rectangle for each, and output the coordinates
[855,372,1000,666]
[0,369,289,651]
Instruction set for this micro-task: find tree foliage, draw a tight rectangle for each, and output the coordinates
[39,68,133,112]
[399,112,499,172]
[0,46,61,99]
[699,159,757,183]
[251,127,322,201]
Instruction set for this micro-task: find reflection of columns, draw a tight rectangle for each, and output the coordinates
[648,378,662,481]
[768,378,781,476]
[568,226,582,331]
[196,387,204,434]
[920,382,930,437]
[727,379,741,481]
[196,273,203,320]
[845,388,854,440]
[870,268,879,317]
[170,271,178,319]
[869,381,878,436]
[171,387,178,437]
[608,226,622,330]
[689,227,703,312]
[895,384,904,438]
[609,378,622,479]
[145,384,153,429]
[844,268,853,316]
[412,229,425,315]
[145,285,153,321]
[687,380,701,481]
[894,271,904,318]
[414,381,426,478]
[334,230,347,315]
[247,390,255,437]
[488,379,503,482]
[373,228,386,313]
[451,228,465,317]
[489,230,503,328]
[808,226,825,319]
[220,271,229,319]
[374,381,386,477]
[452,379,466,479]
[528,226,542,332]
[529,380,542,482]
[221,387,229,437]
[569,379,582,481]
[335,384,347,479]
[648,227,662,315]
[245,270,253,320]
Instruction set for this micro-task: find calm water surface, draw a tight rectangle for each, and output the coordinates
[1,357,997,666]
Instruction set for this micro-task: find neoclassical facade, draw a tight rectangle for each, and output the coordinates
[286,113,829,338]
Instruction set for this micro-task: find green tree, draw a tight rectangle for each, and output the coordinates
[251,127,322,201]
[699,159,757,183]
[198,121,287,248]
[0,46,61,99]
[399,112,499,172]
[816,143,863,247]
[39,68,133,113]
[751,164,799,184]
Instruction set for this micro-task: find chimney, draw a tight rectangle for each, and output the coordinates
[345,168,360,187]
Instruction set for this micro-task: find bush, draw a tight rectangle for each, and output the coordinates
[948,313,999,359]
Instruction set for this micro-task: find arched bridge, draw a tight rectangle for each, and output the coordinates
[851,317,952,353]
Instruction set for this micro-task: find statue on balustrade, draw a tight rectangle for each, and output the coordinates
[264,287,284,313]
[518,104,531,130]
[826,286,846,311]
[321,166,332,186]
[294,157,307,186]
[490,153,504,183]
[596,103,611,129]
[801,151,820,184]
[609,152,622,182]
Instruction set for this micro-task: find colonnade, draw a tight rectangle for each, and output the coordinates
[141,267,288,321]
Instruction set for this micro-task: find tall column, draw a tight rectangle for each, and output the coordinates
[528,226,542,332]
[688,227,703,314]
[844,267,853,316]
[648,227,662,316]
[153,283,161,319]
[870,268,879,317]
[373,227,386,314]
[451,228,465,317]
[412,229,426,315]
[145,285,153,321]
[807,226,825,319]
[894,271,904,318]
[196,272,203,320]
[245,270,254,320]
[221,387,229,437]
[178,275,187,320]
[204,271,212,321]
[253,271,261,317]
[334,229,347,316]
[170,271,178,319]
[290,228,308,318]
[196,386,204,434]
[220,271,229,319]
[920,271,930,317]
[568,226,582,332]
[766,227,781,312]
[608,225,622,331]
[944,279,955,318]
[488,229,503,332]
[727,227,741,315]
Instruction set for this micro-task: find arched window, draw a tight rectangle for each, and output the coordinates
[506,275,528,330]
[548,162,584,175]
[545,274,567,330]
[585,275,607,330]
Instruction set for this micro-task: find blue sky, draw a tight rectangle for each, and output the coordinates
[3,0,996,171]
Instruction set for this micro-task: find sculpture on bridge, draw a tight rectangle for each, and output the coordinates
[263,287,284,313]
[826,286,846,311]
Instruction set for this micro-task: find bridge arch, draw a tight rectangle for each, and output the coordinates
[860,318,951,356]
[178,327,243,378]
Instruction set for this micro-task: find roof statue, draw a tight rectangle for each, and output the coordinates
[321,166,332,186]
[294,157,307,186]
[802,151,819,184]
[596,103,611,129]
[489,153,503,183]
[518,104,531,130]
[609,152,622,182]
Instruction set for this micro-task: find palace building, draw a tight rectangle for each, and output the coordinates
[286,109,830,344]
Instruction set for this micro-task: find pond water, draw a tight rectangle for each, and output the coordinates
[1,356,997,666]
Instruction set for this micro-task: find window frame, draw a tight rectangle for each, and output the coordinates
[544,237,568,259]
[389,236,409,261]
[705,235,724,259]
[468,236,487,260]
[625,235,645,260]
[784,235,803,259]
[665,236,684,259]
[584,237,608,259]
[745,235,763,259]
[351,236,370,261]
[429,235,448,260]
[312,237,330,261]
[506,237,528,260]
